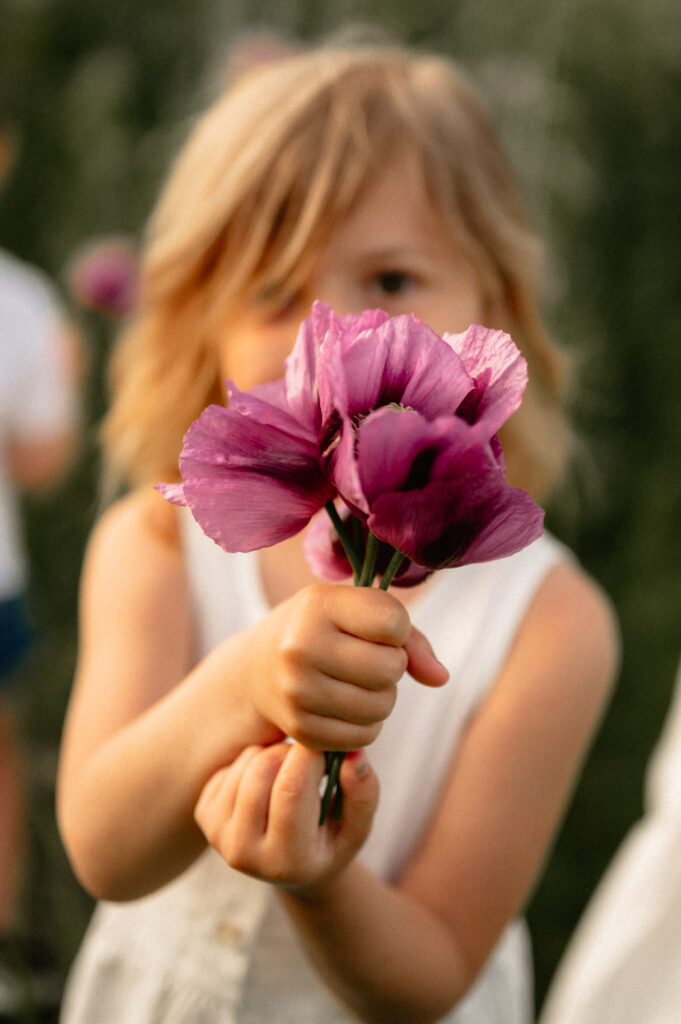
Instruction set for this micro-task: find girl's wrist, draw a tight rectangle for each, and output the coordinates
[279,858,358,909]
[179,642,284,794]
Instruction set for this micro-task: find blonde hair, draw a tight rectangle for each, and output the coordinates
[102,42,574,500]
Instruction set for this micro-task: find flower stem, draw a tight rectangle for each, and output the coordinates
[379,549,407,590]
[319,751,345,825]
[358,531,379,587]
[318,528,402,824]
[324,501,362,581]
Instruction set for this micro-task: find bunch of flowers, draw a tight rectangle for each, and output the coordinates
[159,302,544,821]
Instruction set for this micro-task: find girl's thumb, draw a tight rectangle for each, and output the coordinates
[405,627,449,687]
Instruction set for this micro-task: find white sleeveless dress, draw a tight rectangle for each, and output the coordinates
[61,513,567,1024]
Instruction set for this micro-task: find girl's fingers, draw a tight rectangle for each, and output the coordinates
[266,744,327,851]
[194,745,263,835]
[266,745,378,876]
[284,714,386,755]
[269,744,378,847]
[313,633,409,692]
[311,584,411,648]
[335,749,380,849]
[228,743,291,839]
[296,668,398,725]
[196,742,379,889]
[404,627,450,688]
[194,744,287,854]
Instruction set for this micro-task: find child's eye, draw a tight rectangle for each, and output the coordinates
[373,271,414,296]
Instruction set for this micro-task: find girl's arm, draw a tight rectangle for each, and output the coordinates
[57,488,242,898]
[195,560,619,1024]
[57,489,444,901]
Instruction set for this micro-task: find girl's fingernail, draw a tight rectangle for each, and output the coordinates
[346,749,369,778]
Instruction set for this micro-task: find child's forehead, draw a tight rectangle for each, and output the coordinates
[324,161,448,250]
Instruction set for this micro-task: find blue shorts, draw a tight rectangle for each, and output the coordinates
[0,594,35,688]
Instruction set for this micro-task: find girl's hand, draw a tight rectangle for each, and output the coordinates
[194,742,378,893]
[247,584,448,753]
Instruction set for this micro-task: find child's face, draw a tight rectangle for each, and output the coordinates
[219,162,489,392]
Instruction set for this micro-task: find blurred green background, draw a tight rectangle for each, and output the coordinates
[2,0,680,1017]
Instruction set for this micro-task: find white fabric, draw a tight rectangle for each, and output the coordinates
[539,660,681,1024]
[0,249,74,596]
[62,515,568,1024]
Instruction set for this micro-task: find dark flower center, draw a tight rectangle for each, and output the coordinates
[400,447,439,491]
[456,386,482,424]
[320,410,343,463]
[420,517,479,569]
[320,402,415,466]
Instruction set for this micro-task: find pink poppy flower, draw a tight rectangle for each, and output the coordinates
[353,405,543,569]
[159,386,334,551]
[315,305,544,568]
[159,302,543,570]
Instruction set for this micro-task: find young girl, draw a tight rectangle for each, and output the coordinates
[57,40,618,1024]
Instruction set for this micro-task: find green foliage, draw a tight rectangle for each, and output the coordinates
[2,0,679,1015]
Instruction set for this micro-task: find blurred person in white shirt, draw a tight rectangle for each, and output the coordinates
[0,123,81,1015]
